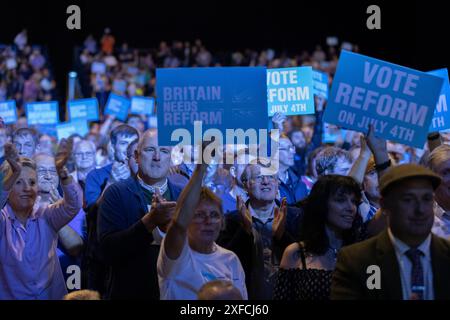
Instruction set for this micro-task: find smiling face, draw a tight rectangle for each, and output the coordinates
[114,134,138,162]
[383,178,435,244]
[74,140,96,171]
[326,189,358,231]
[136,132,171,181]
[35,154,59,193]
[8,166,38,213]
[244,164,278,202]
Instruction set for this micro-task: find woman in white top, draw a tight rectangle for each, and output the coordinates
[157,143,247,300]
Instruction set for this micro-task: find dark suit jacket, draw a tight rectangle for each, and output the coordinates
[331,230,450,300]
[97,175,186,300]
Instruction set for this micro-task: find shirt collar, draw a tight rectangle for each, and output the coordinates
[248,202,276,224]
[387,227,431,260]
[137,174,168,195]
[5,202,39,223]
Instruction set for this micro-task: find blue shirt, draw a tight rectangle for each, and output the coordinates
[84,163,113,208]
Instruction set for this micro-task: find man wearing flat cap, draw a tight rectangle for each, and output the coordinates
[331,164,450,300]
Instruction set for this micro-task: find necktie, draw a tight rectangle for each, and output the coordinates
[405,248,424,300]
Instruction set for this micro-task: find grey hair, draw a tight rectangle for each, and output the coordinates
[240,157,273,184]
[73,139,96,153]
[315,147,352,177]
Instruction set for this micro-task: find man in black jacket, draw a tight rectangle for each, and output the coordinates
[331,164,450,300]
[97,129,187,299]
[218,159,302,300]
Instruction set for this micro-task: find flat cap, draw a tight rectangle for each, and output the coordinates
[379,164,441,196]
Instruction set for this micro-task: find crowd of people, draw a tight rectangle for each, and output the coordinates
[1,29,58,116]
[1,29,450,301]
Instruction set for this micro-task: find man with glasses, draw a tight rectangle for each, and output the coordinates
[218,158,302,299]
[71,139,97,192]
[277,134,308,205]
[34,152,86,288]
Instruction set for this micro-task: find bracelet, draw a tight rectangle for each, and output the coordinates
[375,159,391,172]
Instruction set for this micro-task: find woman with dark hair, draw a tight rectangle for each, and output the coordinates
[273,175,361,300]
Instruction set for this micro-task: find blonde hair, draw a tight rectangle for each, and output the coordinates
[427,144,450,173]
[199,187,223,216]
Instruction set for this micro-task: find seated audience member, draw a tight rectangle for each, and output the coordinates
[63,290,101,300]
[197,280,244,300]
[218,158,302,299]
[331,164,450,299]
[98,129,186,299]
[158,146,247,300]
[274,175,361,300]
[12,127,39,158]
[0,140,83,299]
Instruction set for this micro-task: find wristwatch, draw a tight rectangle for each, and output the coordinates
[427,132,440,141]
[375,159,391,172]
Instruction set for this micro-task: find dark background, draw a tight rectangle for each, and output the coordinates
[1,0,447,100]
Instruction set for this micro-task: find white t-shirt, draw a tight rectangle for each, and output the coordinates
[157,237,248,300]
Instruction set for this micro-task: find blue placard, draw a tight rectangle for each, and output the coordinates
[34,125,57,138]
[130,96,155,115]
[56,120,89,141]
[91,62,106,74]
[113,79,127,94]
[104,93,131,121]
[0,100,18,124]
[323,51,444,148]
[267,67,314,116]
[428,68,450,132]
[26,101,59,125]
[312,70,329,99]
[156,67,268,146]
[68,98,99,121]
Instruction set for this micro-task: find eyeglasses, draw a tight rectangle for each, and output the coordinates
[73,152,95,158]
[251,175,277,183]
[192,211,222,223]
[37,168,57,176]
